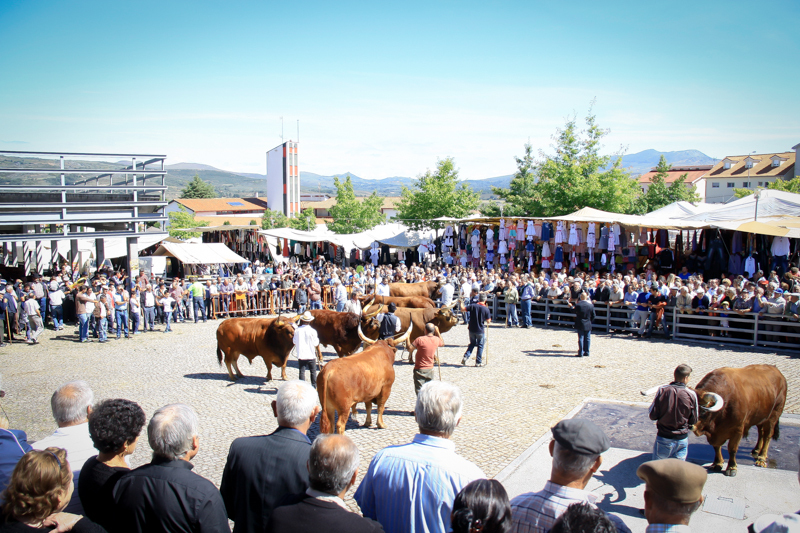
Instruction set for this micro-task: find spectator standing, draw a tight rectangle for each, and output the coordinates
[142,285,156,332]
[308,279,322,310]
[188,277,207,322]
[342,289,362,316]
[32,381,96,514]
[451,479,512,533]
[510,419,630,533]
[93,294,108,343]
[160,291,176,332]
[221,380,320,533]
[648,364,698,461]
[637,459,706,532]
[266,434,383,533]
[30,274,48,325]
[0,289,7,347]
[333,279,347,312]
[355,381,484,533]
[80,399,146,531]
[377,303,401,340]
[411,324,444,397]
[572,293,595,357]
[461,293,491,366]
[504,281,520,328]
[129,287,141,335]
[113,404,230,533]
[23,293,43,344]
[293,312,321,388]
[4,285,19,341]
[113,285,130,339]
[48,280,65,331]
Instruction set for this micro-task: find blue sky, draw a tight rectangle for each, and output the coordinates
[1,0,798,179]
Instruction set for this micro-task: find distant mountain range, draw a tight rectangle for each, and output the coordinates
[0,149,719,201]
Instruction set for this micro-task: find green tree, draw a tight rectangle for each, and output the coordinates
[493,106,640,217]
[635,155,701,213]
[491,143,539,216]
[735,176,800,198]
[395,157,480,230]
[328,175,385,234]
[168,205,208,239]
[261,208,289,229]
[289,207,318,231]
[180,174,217,198]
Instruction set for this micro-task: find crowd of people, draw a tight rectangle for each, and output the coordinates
[7,378,795,533]
[1,257,798,348]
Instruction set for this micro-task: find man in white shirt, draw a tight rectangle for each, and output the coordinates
[376,278,390,297]
[437,280,454,307]
[333,279,347,312]
[48,281,66,330]
[293,311,321,388]
[33,380,96,514]
[23,293,43,344]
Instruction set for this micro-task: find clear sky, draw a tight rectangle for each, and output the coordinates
[1,0,798,179]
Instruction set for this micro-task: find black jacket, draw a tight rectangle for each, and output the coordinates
[220,427,312,533]
[112,457,229,533]
[267,494,384,533]
[574,300,595,332]
[378,313,399,340]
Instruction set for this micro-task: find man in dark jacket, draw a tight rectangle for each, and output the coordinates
[113,403,230,533]
[220,380,321,533]
[377,302,401,340]
[573,292,595,357]
[648,364,698,461]
[267,434,384,533]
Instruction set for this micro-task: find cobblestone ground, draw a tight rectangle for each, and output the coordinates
[2,317,798,509]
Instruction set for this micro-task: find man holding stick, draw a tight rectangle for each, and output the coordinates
[411,323,444,398]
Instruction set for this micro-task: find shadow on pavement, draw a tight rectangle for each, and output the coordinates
[522,349,576,358]
[594,452,650,511]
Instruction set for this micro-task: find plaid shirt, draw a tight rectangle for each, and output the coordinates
[646,525,692,533]
[510,481,631,533]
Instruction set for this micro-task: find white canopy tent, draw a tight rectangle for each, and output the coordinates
[374,229,436,249]
[680,190,800,223]
[151,242,249,264]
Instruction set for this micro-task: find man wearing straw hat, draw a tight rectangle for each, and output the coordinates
[293,311,321,388]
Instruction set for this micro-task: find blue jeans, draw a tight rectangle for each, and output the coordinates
[310,300,322,310]
[144,307,155,330]
[506,303,519,326]
[78,313,90,341]
[653,435,689,461]
[520,300,532,327]
[115,309,129,338]
[464,331,486,364]
[51,304,63,329]
[131,312,140,334]
[335,301,345,312]
[193,296,206,322]
[98,317,108,341]
[38,297,47,323]
[164,311,173,331]
[577,329,591,356]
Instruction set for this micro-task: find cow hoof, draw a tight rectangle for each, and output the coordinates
[755,458,768,468]
[724,468,737,477]
[751,449,759,457]
[377,422,386,429]
[710,464,724,472]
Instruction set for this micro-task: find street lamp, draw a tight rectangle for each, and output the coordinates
[754,188,762,221]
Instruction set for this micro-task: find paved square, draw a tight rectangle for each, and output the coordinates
[2,319,798,509]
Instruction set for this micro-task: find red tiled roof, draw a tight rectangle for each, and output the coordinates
[638,167,710,184]
[173,198,267,212]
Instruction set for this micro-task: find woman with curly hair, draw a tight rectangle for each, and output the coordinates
[1,447,105,531]
[78,399,145,532]
[451,479,512,533]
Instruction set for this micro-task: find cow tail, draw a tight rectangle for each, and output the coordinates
[320,367,331,433]
[216,343,223,366]
[774,420,780,441]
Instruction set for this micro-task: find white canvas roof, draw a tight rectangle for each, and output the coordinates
[681,190,800,222]
[151,242,249,264]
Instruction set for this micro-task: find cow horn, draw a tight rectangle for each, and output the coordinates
[702,392,725,412]
[443,302,456,310]
[393,323,413,346]
[364,304,383,318]
[358,324,377,345]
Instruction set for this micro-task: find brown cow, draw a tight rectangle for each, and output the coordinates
[360,294,436,309]
[317,325,412,434]
[692,364,787,477]
[216,317,295,381]
[301,308,382,358]
[387,305,459,362]
[389,281,438,299]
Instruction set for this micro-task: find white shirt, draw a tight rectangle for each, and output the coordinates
[144,291,155,307]
[460,282,472,299]
[48,289,65,306]
[33,422,95,514]
[772,236,790,257]
[293,324,320,360]
[161,296,176,312]
[439,283,454,305]
[377,283,390,296]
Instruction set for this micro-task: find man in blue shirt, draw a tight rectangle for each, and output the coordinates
[354,381,484,533]
[461,293,492,366]
[631,288,651,335]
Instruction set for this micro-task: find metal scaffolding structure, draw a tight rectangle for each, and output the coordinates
[0,150,169,278]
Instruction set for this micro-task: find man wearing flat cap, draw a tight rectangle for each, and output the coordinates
[510,419,630,533]
[637,458,707,532]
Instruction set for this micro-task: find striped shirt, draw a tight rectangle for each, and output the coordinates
[646,525,692,533]
[354,433,485,533]
[510,481,631,533]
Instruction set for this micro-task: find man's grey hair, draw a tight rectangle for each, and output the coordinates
[648,489,702,518]
[148,403,199,460]
[552,440,599,478]
[51,380,94,425]
[276,380,319,427]
[415,381,463,437]
[308,434,360,495]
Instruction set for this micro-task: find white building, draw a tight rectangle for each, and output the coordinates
[704,145,798,203]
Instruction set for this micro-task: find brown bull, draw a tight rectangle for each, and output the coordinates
[301,308,382,358]
[389,305,459,362]
[216,317,295,381]
[317,325,412,434]
[692,364,787,476]
[389,281,438,298]
[360,294,436,309]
